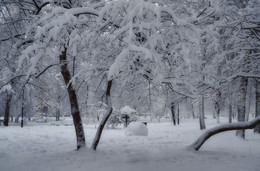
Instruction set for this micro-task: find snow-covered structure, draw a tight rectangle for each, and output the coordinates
[124,122,148,136]
[120,106,137,115]
[120,106,138,127]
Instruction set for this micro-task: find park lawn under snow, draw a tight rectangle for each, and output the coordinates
[0,118,260,171]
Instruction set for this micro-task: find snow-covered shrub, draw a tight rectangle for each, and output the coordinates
[124,122,148,136]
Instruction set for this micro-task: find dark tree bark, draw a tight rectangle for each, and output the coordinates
[21,86,25,128]
[59,47,85,150]
[236,77,248,139]
[177,103,180,125]
[199,95,206,130]
[228,103,232,123]
[215,91,221,123]
[190,116,260,151]
[171,102,176,125]
[91,80,113,150]
[4,94,12,126]
[56,109,60,121]
[254,80,260,133]
[191,102,195,119]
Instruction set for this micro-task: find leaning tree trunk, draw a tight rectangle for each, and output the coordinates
[190,116,260,151]
[254,80,260,133]
[60,48,85,150]
[236,77,248,139]
[4,94,12,126]
[199,95,206,130]
[91,80,113,150]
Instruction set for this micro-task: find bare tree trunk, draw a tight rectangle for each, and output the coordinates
[21,86,25,128]
[229,103,232,123]
[215,91,221,123]
[177,103,180,125]
[4,94,12,126]
[56,94,61,121]
[254,80,260,133]
[15,115,19,123]
[190,116,260,151]
[228,83,233,123]
[60,48,85,150]
[91,80,113,150]
[191,101,195,119]
[199,95,206,130]
[56,109,60,121]
[214,100,220,123]
[236,77,248,139]
[171,102,176,125]
[245,79,253,121]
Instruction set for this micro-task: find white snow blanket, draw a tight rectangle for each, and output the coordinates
[125,122,148,136]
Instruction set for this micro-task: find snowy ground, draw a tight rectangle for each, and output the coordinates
[1,117,260,171]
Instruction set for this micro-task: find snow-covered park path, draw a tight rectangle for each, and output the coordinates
[1,118,260,171]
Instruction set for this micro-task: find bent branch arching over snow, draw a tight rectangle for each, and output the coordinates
[189,116,260,151]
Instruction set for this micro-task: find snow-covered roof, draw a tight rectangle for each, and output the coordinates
[120,106,136,115]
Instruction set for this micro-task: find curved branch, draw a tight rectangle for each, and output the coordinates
[35,2,51,15]
[0,75,26,90]
[35,63,60,79]
[189,116,260,151]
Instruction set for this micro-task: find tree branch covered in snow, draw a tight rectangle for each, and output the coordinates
[189,116,260,151]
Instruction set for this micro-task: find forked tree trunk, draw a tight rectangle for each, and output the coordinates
[236,77,248,139]
[254,80,260,133]
[60,48,86,150]
[199,95,206,130]
[92,80,113,150]
[190,116,260,151]
[4,94,12,126]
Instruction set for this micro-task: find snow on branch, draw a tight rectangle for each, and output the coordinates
[0,75,26,91]
[228,72,260,81]
[189,116,260,151]
[108,45,153,80]
[66,7,99,17]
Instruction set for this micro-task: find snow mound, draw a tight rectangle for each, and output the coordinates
[125,122,148,136]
